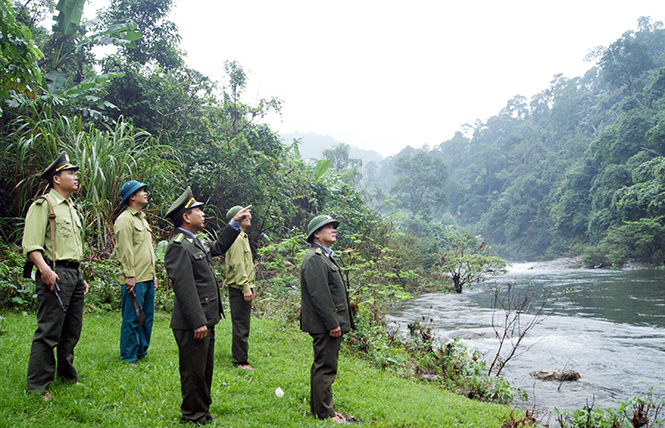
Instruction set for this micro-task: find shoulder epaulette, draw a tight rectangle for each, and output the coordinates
[174,233,184,243]
[34,197,46,205]
[315,247,322,255]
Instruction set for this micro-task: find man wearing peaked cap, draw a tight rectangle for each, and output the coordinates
[300,215,355,423]
[114,180,156,365]
[164,186,205,223]
[22,151,88,401]
[164,186,251,425]
[40,151,79,183]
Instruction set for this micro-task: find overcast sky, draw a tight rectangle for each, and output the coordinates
[87,1,665,157]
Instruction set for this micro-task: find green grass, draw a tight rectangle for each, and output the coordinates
[0,312,514,427]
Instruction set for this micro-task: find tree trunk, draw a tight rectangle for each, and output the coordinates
[453,273,462,293]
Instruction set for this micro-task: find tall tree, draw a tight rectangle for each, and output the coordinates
[322,143,361,172]
[0,0,44,113]
[99,0,182,69]
[221,60,282,138]
[598,31,653,103]
[390,149,448,216]
[321,143,362,185]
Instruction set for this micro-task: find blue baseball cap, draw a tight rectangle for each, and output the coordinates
[120,180,147,204]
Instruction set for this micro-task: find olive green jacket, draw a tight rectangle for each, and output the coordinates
[165,225,239,331]
[225,231,255,294]
[113,207,156,283]
[300,244,354,334]
[22,188,83,262]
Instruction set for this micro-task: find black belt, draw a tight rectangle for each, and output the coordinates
[53,260,81,269]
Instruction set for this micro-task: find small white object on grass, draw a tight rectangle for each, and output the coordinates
[275,387,284,398]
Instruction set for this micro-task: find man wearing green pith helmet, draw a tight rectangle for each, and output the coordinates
[300,215,355,423]
[225,205,256,371]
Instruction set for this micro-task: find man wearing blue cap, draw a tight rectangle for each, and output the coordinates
[114,180,156,365]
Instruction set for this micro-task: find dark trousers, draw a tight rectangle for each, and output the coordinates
[173,326,215,425]
[27,266,85,393]
[310,333,342,419]
[228,286,251,365]
[120,280,155,363]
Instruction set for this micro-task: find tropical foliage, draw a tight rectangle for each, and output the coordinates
[3,0,665,414]
[0,0,43,112]
[361,17,665,266]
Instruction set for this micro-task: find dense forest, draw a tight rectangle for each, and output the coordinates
[352,16,665,266]
[2,0,665,288]
[5,0,665,415]
[1,0,506,290]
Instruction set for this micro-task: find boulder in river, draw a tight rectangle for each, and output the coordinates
[530,369,580,381]
[450,330,487,340]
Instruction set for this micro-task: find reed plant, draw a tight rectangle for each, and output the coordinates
[4,113,179,255]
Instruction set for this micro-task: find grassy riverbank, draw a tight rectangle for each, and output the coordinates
[0,311,515,427]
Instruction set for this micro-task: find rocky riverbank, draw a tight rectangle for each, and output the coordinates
[510,256,658,270]
[525,257,583,269]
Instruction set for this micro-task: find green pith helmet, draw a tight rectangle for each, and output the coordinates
[226,205,243,222]
[307,215,339,243]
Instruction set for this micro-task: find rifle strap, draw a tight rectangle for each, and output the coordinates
[42,194,57,270]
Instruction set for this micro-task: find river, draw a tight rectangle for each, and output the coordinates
[386,263,665,414]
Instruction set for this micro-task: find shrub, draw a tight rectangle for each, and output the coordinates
[555,386,665,428]
[0,244,37,311]
[584,217,665,267]
[402,321,516,404]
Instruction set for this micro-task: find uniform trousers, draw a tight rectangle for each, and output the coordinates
[119,280,155,363]
[310,333,342,419]
[173,326,216,425]
[27,265,85,393]
[228,286,251,365]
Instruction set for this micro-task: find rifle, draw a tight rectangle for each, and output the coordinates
[53,282,68,312]
[129,289,146,326]
[22,194,67,312]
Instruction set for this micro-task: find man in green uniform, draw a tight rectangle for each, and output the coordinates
[114,180,156,365]
[164,187,251,425]
[22,151,89,401]
[225,205,256,370]
[300,215,354,423]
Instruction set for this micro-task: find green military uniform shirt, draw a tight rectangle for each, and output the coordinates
[165,225,239,331]
[22,188,83,262]
[300,244,353,334]
[225,231,255,294]
[114,207,156,282]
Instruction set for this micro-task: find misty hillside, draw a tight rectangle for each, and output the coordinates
[357,17,665,263]
[281,132,384,165]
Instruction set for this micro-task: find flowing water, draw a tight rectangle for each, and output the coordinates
[386,264,665,413]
